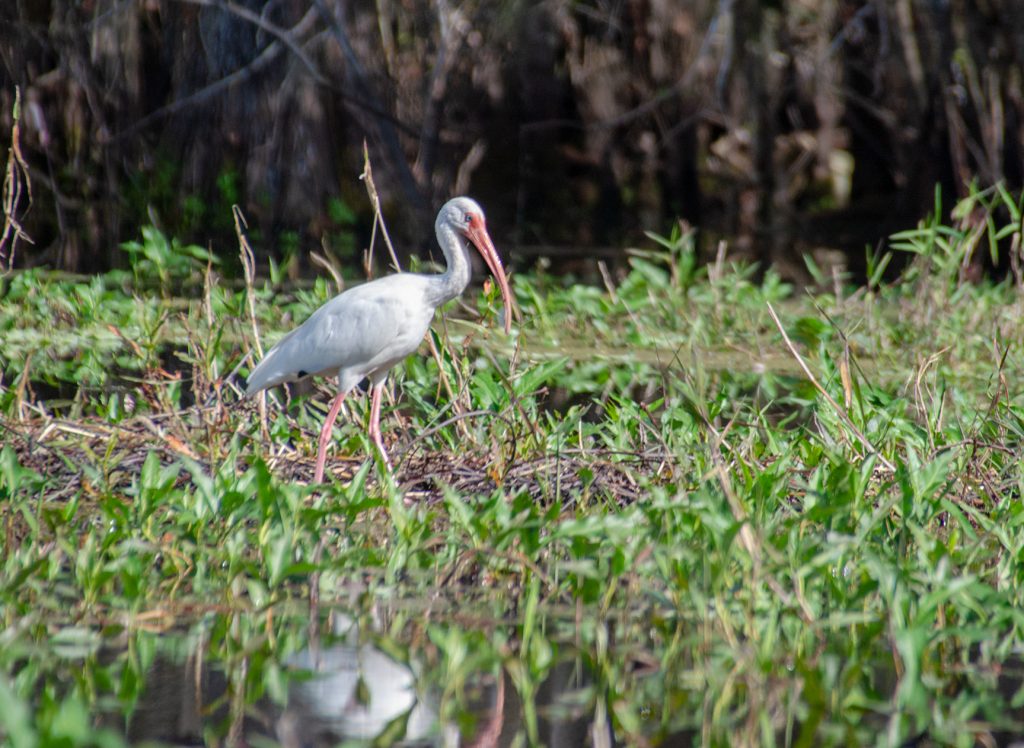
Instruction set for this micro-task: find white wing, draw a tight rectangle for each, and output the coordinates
[245,275,435,396]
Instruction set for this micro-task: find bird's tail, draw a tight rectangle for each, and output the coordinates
[244,329,302,396]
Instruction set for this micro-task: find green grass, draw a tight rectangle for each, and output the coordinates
[2,184,1024,745]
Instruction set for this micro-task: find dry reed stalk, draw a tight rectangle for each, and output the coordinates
[1,87,33,274]
[766,301,896,472]
[233,205,269,436]
[360,140,402,274]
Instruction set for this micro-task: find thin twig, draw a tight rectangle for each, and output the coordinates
[178,0,328,85]
[233,206,263,360]
[111,21,292,141]
[310,249,345,294]
[424,330,466,439]
[360,141,402,273]
[394,409,518,465]
[233,205,268,437]
[766,301,896,472]
[1,87,34,274]
[453,140,487,196]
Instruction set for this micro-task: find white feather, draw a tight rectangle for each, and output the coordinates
[245,273,436,395]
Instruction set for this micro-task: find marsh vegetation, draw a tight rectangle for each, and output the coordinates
[2,184,1024,745]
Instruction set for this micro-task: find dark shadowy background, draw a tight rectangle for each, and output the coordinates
[2,0,1022,280]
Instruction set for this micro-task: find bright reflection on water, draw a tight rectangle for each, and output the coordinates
[114,606,631,747]
[282,615,453,744]
[43,600,1024,746]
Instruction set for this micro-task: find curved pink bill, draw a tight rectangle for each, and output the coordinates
[466,223,513,335]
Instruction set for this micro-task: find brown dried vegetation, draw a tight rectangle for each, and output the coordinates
[1,1,1023,276]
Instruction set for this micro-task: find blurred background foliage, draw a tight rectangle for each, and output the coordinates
[1,0,1022,280]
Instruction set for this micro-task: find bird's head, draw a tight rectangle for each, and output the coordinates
[439,196,513,335]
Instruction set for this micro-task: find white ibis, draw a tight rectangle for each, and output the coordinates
[245,196,513,482]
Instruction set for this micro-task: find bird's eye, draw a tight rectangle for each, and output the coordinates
[464,213,473,225]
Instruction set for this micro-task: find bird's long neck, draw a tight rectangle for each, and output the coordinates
[425,220,472,308]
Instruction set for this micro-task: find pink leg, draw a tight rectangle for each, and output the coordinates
[314,389,347,483]
[367,381,392,468]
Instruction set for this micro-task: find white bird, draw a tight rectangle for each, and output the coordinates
[245,196,513,482]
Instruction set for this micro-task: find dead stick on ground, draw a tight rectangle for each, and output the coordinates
[766,301,896,473]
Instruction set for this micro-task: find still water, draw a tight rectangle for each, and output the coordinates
[85,601,675,746]
[17,596,1024,746]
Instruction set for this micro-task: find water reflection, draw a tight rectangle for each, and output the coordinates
[119,609,608,746]
[73,604,1024,745]
[283,614,446,745]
